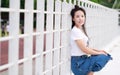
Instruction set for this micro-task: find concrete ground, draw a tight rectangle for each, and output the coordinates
[95,43,120,75]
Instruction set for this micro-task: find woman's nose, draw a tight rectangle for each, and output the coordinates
[79,17,83,20]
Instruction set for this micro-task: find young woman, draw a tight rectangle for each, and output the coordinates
[70,5,112,75]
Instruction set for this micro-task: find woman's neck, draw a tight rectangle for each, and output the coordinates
[75,26,83,32]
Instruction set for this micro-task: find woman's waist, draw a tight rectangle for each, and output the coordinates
[71,54,91,59]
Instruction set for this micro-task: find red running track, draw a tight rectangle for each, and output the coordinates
[0,37,36,66]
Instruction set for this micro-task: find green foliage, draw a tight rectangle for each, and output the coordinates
[99,0,115,8]
[20,0,25,9]
[90,0,100,3]
[112,0,120,9]
[34,0,37,10]
[90,0,120,9]
[1,0,9,7]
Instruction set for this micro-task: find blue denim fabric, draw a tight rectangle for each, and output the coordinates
[71,56,89,75]
[71,54,112,75]
[89,54,112,72]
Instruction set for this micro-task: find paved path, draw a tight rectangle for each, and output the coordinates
[95,42,120,75]
[94,37,120,75]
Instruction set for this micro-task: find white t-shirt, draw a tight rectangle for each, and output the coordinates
[70,26,89,56]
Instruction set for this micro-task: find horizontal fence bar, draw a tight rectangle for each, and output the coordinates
[0,45,69,70]
[0,8,69,14]
[0,29,70,41]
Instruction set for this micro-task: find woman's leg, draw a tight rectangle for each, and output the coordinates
[88,72,94,75]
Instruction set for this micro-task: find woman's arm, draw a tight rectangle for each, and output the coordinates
[92,48,108,54]
[75,39,107,55]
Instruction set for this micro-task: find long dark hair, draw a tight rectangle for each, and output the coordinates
[70,5,88,37]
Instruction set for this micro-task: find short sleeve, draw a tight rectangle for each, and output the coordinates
[71,28,83,40]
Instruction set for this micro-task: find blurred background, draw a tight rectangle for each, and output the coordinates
[90,0,120,9]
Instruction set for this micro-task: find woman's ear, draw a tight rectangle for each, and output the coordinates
[72,18,75,22]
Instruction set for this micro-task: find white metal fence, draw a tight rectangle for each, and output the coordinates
[0,0,119,75]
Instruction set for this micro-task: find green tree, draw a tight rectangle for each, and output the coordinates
[90,0,120,9]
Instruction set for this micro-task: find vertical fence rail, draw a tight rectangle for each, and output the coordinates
[60,1,72,75]
[0,0,2,37]
[53,0,61,75]
[0,0,1,68]
[45,0,54,75]
[0,0,119,75]
[9,0,20,75]
[35,0,44,75]
[23,0,33,75]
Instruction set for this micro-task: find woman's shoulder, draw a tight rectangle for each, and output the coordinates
[71,26,82,34]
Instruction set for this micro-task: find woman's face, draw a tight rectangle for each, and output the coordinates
[73,10,85,28]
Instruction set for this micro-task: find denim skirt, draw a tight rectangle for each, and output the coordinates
[71,54,112,75]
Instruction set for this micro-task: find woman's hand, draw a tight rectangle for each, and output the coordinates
[98,50,108,55]
[92,49,108,55]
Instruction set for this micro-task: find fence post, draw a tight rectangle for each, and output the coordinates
[45,0,54,75]
[53,0,61,75]
[23,0,33,75]
[35,0,44,75]
[9,0,20,75]
[61,1,69,75]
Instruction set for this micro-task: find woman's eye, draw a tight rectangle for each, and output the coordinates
[81,15,84,17]
[76,15,80,18]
